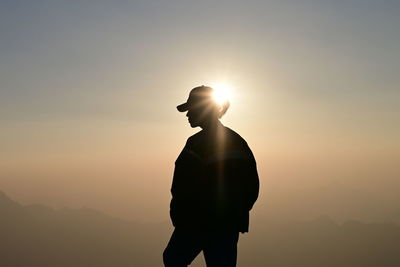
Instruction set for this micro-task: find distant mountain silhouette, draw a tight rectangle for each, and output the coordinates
[0,190,170,267]
[263,182,399,223]
[1,190,400,267]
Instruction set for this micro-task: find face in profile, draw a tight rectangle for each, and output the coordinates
[186,106,204,128]
[186,103,221,128]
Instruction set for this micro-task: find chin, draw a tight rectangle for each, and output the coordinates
[189,121,199,128]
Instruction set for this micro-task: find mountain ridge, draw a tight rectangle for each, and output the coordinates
[1,189,400,267]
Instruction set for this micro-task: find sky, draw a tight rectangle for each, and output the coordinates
[1,0,399,222]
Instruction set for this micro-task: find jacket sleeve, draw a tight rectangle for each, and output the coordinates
[204,144,259,213]
[243,146,259,211]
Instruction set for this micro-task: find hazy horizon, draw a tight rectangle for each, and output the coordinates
[2,190,400,267]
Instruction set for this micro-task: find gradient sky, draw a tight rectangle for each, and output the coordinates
[1,0,399,222]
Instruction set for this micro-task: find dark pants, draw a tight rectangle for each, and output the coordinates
[163,228,239,267]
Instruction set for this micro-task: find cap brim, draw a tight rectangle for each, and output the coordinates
[177,103,189,112]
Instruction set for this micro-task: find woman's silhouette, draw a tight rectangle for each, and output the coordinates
[163,85,259,267]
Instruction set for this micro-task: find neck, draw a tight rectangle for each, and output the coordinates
[201,119,222,132]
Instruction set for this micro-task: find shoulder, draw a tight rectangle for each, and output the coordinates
[223,127,257,165]
[223,127,256,160]
[223,127,248,148]
[188,129,204,141]
[205,127,254,165]
[185,130,204,146]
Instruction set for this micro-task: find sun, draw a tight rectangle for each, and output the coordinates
[212,82,233,106]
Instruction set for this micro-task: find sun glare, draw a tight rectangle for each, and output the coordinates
[212,82,233,106]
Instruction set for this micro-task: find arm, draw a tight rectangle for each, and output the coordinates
[204,146,259,214]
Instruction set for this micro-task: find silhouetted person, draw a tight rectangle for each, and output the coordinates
[163,85,259,267]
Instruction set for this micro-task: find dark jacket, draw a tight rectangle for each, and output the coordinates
[169,123,259,233]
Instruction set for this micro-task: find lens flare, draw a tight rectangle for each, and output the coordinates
[212,82,233,106]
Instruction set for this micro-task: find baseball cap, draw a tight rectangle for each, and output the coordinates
[176,85,215,112]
